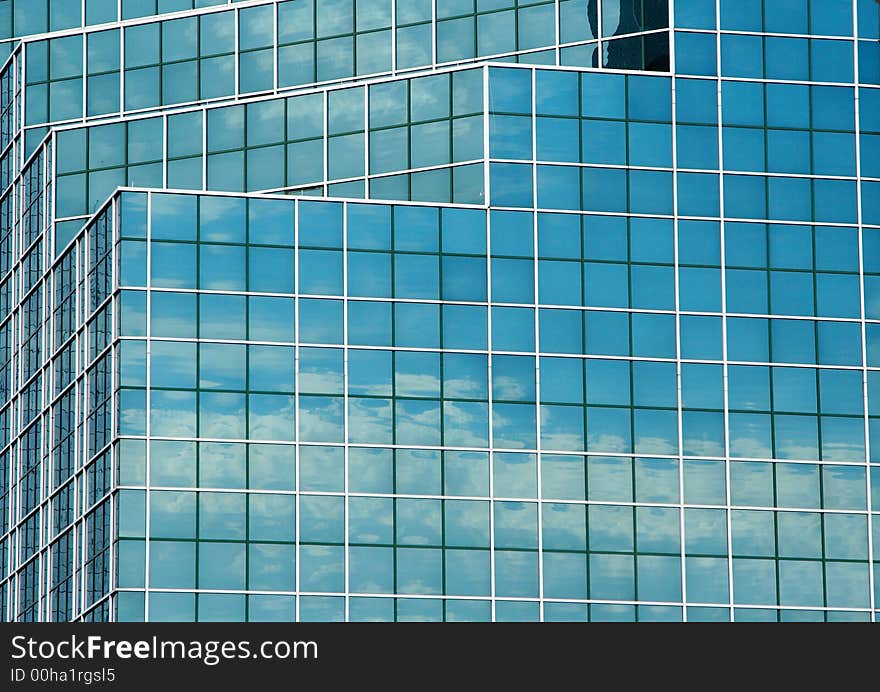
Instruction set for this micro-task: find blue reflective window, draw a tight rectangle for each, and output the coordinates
[722,81,764,127]
[675,32,717,76]
[581,72,625,119]
[490,164,534,207]
[582,119,626,165]
[676,78,718,124]
[722,34,763,78]
[675,0,715,29]
[489,68,532,114]
[811,39,853,83]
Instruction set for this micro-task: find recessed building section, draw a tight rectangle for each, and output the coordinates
[0,0,879,622]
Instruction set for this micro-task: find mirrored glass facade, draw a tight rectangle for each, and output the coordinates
[1,0,879,622]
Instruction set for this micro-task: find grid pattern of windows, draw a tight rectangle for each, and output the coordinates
[2,0,671,54]
[674,0,880,83]
[0,0,672,247]
[90,188,880,622]
[48,64,488,251]
[1,166,116,620]
[1,0,239,42]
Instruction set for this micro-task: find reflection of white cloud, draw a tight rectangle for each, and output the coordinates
[347,398,393,444]
[211,16,235,44]
[730,435,772,459]
[213,57,233,77]
[541,458,584,500]
[395,373,441,398]
[396,402,441,445]
[212,546,246,583]
[197,198,238,227]
[200,443,245,466]
[539,407,584,452]
[683,437,724,457]
[586,432,629,454]
[178,20,197,44]
[150,441,196,485]
[152,491,192,517]
[442,402,488,447]
[541,432,584,453]
[493,375,527,401]
[151,315,195,339]
[205,278,243,291]
[300,546,343,591]
[684,510,726,551]
[250,547,295,589]
[446,501,489,545]
[349,503,393,544]
[243,10,273,47]
[411,82,446,120]
[776,440,819,462]
[349,380,391,397]
[121,302,146,325]
[348,451,392,489]
[150,394,196,437]
[119,404,145,435]
[299,371,343,393]
[819,440,864,463]
[396,553,442,595]
[491,409,529,450]
[198,379,224,390]
[635,507,679,549]
[496,502,537,539]
[635,435,677,456]
[826,520,868,559]
[589,506,632,549]
[198,407,246,439]
[444,376,485,399]
[249,403,297,441]
[250,495,295,540]
[299,398,344,442]
[200,350,245,385]
[200,493,245,536]
[396,502,441,545]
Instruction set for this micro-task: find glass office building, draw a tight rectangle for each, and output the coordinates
[0,0,879,622]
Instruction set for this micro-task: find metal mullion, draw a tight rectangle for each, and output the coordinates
[293,196,301,622]
[80,26,87,127]
[363,86,369,199]
[342,199,350,622]
[553,0,560,65]
[391,0,397,73]
[529,67,545,621]
[853,0,877,622]
[76,407,85,619]
[482,64,496,622]
[107,463,116,620]
[200,105,207,191]
[432,0,437,67]
[107,195,119,621]
[714,0,735,622]
[668,0,688,625]
[233,5,240,99]
[67,241,80,620]
[40,141,51,622]
[323,89,329,195]
[142,190,151,621]
[272,0,279,92]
